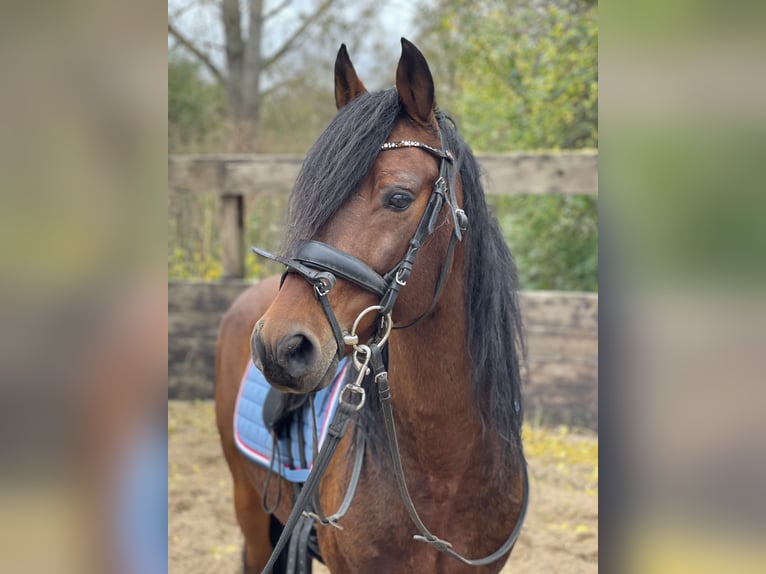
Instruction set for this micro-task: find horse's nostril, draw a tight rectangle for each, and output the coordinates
[276,333,317,378]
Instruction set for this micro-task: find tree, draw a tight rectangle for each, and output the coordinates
[168,53,227,151]
[168,0,371,151]
[418,0,598,151]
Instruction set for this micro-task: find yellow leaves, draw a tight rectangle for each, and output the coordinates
[168,243,223,280]
[523,424,598,468]
[522,423,598,493]
[547,522,591,534]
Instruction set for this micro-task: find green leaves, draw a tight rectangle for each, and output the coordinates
[489,194,598,292]
[423,0,598,152]
[168,55,227,152]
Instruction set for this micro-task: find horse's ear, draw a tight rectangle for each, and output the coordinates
[396,38,435,126]
[334,44,367,110]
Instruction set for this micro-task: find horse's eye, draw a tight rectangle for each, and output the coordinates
[383,190,414,211]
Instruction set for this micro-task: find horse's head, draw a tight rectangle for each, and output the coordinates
[251,39,466,393]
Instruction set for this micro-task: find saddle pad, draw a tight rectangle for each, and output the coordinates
[234,359,349,483]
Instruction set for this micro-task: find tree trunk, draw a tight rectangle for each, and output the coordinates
[174,0,344,151]
[240,0,264,151]
[222,0,258,151]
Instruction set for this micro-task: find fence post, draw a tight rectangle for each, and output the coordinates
[220,193,244,278]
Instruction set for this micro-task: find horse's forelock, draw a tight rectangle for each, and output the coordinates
[283,89,401,257]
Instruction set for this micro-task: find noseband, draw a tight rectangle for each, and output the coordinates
[252,130,469,357]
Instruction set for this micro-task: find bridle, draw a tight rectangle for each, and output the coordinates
[252,127,528,572]
[252,127,468,359]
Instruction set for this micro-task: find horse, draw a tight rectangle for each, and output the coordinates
[215,38,527,573]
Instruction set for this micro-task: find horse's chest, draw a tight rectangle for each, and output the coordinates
[318,466,484,573]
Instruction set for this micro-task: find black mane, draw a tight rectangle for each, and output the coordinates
[286,90,526,473]
[440,112,526,472]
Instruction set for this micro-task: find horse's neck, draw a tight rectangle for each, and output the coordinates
[386,278,486,474]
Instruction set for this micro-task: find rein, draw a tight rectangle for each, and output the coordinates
[253,134,528,572]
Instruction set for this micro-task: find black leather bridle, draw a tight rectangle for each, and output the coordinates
[253,132,528,572]
[252,131,468,356]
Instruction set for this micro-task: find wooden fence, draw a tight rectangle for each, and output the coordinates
[168,152,599,429]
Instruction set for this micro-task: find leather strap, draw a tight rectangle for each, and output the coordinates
[295,241,388,297]
[309,428,365,528]
[370,345,529,566]
[316,290,346,359]
[251,245,346,360]
[252,246,336,293]
[260,387,362,574]
[392,220,461,330]
[286,514,314,574]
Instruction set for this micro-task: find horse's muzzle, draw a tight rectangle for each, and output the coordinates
[251,320,331,393]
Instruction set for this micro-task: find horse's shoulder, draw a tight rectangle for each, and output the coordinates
[221,274,281,333]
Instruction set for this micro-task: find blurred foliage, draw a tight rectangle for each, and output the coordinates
[256,83,337,154]
[168,53,337,155]
[522,423,598,490]
[168,193,223,280]
[489,194,598,291]
[606,123,765,288]
[168,191,288,281]
[420,0,598,151]
[168,53,228,152]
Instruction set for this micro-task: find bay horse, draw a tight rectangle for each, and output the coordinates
[215,39,527,573]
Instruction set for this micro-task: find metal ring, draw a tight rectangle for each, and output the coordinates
[349,305,393,349]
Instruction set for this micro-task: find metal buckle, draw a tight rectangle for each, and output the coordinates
[339,345,371,411]
[313,272,335,297]
[302,511,344,530]
[455,208,468,232]
[338,384,366,411]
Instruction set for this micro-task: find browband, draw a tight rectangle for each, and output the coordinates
[380,140,454,162]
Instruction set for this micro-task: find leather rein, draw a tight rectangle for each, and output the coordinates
[253,132,528,572]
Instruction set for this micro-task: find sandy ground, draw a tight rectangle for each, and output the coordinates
[169,400,597,573]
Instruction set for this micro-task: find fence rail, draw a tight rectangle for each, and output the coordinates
[169,152,598,278]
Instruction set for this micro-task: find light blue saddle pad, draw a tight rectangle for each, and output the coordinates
[234,359,349,483]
